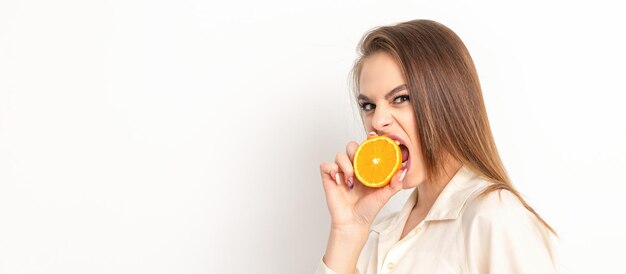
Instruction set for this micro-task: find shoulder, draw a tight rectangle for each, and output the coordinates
[463,186,530,221]
[460,184,556,244]
[459,184,560,272]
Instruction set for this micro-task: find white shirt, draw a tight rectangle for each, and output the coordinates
[315,165,559,274]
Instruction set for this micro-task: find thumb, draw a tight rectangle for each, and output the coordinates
[375,168,407,205]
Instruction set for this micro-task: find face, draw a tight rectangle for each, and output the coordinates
[358,52,426,188]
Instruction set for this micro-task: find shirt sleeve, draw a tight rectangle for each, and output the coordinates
[315,256,360,274]
[463,189,559,274]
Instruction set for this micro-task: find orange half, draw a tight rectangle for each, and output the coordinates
[353,135,402,188]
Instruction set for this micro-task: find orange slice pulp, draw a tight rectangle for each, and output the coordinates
[353,135,402,188]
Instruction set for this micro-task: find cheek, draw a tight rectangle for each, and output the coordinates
[401,109,418,127]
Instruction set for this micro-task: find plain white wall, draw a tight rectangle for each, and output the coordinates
[1,0,624,273]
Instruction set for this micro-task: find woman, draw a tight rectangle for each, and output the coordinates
[316,19,559,274]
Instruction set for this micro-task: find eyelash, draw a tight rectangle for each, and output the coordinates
[359,95,410,112]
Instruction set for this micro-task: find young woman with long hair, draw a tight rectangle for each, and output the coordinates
[316,19,558,274]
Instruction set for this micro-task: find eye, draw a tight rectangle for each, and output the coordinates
[394,95,410,104]
[359,102,375,112]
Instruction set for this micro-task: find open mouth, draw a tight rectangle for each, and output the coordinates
[399,144,410,171]
[387,134,411,173]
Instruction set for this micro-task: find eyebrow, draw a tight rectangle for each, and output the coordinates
[357,84,407,101]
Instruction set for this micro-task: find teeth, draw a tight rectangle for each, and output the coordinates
[395,140,401,145]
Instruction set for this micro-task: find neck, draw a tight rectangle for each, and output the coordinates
[414,159,463,211]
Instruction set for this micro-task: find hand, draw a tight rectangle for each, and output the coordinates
[319,132,406,231]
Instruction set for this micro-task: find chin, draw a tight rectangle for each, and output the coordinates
[401,172,426,189]
[401,178,419,189]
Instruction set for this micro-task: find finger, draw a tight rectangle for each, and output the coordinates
[346,141,359,162]
[389,167,408,191]
[335,152,354,189]
[375,167,407,203]
[320,162,350,198]
[320,162,342,186]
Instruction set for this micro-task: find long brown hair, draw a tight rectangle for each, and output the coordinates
[350,19,556,235]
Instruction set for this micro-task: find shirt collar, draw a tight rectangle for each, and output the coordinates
[370,164,490,233]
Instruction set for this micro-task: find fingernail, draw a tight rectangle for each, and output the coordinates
[347,176,354,189]
[399,169,408,182]
[368,131,376,136]
[334,173,341,185]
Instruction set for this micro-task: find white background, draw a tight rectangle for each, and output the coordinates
[1,0,624,273]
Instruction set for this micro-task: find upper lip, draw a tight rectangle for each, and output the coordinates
[386,134,407,147]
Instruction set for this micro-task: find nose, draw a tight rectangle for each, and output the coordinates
[371,107,393,132]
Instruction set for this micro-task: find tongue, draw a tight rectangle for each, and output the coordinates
[400,145,409,162]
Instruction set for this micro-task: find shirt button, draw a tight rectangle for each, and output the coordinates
[387,262,396,270]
